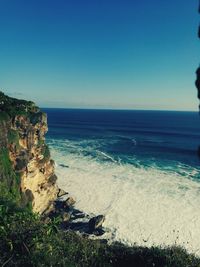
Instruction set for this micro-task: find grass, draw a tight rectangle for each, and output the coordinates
[0,111,10,122]
[7,129,19,147]
[0,148,14,182]
[37,139,45,146]
[0,192,108,267]
[0,149,21,204]
[0,187,200,267]
[39,144,51,164]
[0,91,40,121]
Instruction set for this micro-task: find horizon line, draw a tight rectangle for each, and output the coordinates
[40,107,199,113]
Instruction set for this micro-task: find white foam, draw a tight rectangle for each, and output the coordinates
[50,143,200,255]
[97,150,118,163]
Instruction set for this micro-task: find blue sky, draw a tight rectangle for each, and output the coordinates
[0,0,199,110]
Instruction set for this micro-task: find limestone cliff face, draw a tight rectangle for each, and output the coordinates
[0,92,58,214]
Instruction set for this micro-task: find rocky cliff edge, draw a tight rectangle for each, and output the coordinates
[0,92,59,213]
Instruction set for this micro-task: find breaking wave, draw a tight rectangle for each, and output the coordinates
[48,138,200,255]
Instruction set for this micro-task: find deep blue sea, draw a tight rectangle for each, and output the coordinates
[44,109,200,254]
[45,109,200,175]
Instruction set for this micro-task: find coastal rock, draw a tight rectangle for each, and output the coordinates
[62,211,71,222]
[89,215,105,232]
[64,197,76,208]
[59,164,69,168]
[57,188,68,198]
[42,202,56,217]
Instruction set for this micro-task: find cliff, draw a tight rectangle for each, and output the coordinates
[195,3,200,106]
[0,92,58,213]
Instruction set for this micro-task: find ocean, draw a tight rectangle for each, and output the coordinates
[44,108,200,254]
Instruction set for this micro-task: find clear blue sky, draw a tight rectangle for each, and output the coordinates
[0,0,199,110]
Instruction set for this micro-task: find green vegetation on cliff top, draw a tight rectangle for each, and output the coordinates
[0,91,39,119]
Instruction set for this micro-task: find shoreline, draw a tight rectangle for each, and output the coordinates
[52,154,200,257]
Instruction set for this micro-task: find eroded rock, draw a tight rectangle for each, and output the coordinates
[57,188,68,198]
[64,197,76,208]
[61,211,71,222]
[59,164,69,168]
[89,215,105,232]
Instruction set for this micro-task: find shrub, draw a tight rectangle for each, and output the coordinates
[0,193,109,267]
[0,189,200,267]
[0,149,21,203]
[39,144,50,164]
[7,129,19,148]
[0,111,10,122]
